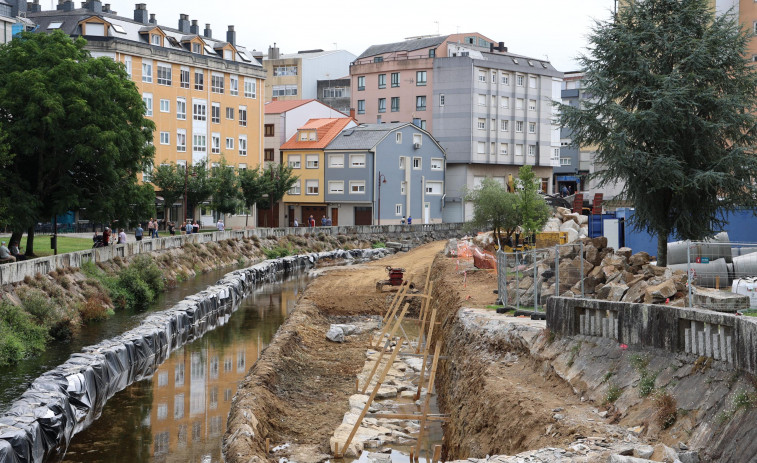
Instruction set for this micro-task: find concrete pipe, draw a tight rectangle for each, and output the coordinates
[669,257,730,288]
[667,232,731,265]
[733,253,757,279]
[732,247,757,258]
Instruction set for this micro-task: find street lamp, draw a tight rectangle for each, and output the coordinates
[377,171,387,225]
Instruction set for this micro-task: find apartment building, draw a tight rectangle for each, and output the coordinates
[24,0,265,225]
[351,33,563,222]
[0,0,13,43]
[263,45,356,102]
[316,77,351,114]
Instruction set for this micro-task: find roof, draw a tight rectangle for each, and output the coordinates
[280,118,355,150]
[264,99,316,114]
[358,35,447,59]
[270,49,356,61]
[326,123,410,150]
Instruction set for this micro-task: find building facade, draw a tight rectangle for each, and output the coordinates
[316,77,351,114]
[0,0,13,44]
[324,123,445,226]
[263,46,356,102]
[26,1,265,226]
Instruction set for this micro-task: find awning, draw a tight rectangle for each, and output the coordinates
[556,176,580,182]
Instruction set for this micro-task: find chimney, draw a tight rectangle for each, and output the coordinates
[178,14,190,34]
[133,3,147,24]
[8,0,27,17]
[149,13,156,24]
[27,0,41,13]
[190,19,199,35]
[102,3,110,13]
[84,0,102,13]
[498,41,507,52]
[226,25,236,46]
[349,108,355,119]
[203,23,212,38]
[56,0,74,11]
[268,43,280,60]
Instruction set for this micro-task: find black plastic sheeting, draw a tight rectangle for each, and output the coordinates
[0,248,391,463]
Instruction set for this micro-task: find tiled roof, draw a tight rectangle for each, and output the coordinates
[357,35,448,59]
[326,123,409,150]
[280,118,355,150]
[264,99,316,114]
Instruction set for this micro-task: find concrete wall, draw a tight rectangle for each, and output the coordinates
[547,297,757,374]
[0,223,465,286]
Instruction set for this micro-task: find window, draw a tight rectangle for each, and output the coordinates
[378,74,386,88]
[211,133,220,154]
[225,137,234,150]
[395,204,403,216]
[491,71,497,83]
[151,34,161,46]
[211,103,220,124]
[478,70,486,82]
[328,181,344,194]
[226,107,234,120]
[272,85,298,96]
[516,98,524,110]
[413,133,422,146]
[123,56,132,78]
[377,98,386,113]
[350,154,366,167]
[528,99,537,111]
[289,179,301,195]
[515,144,523,156]
[477,118,486,130]
[265,124,274,137]
[413,157,421,169]
[501,96,509,108]
[160,99,169,113]
[560,157,571,166]
[401,181,406,194]
[306,154,319,168]
[416,71,427,86]
[288,155,301,169]
[193,134,206,152]
[501,73,509,85]
[157,63,172,86]
[391,97,400,112]
[194,70,204,90]
[477,94,486,106]
[431,158,443,170]
[500,143,508,155]
[322,86,346,98]
[273,65,297,76]
[211,73,224,93]
[177,130,186,152]
[239,136,247,155]
[528,144,536,156]
[193,101,206,121]
[391,72,400,87]
[399,157,406,170]
[396,132,402,144]
[515,121,524,133]
[501,120,509,132]
[477,142,486,154]
[159,132,169,145]
[516,74,524,87]
[349,180,366,194]
[416,95,426,111]
[180,67,190,88]
[306,179,319,195]
[192,42,202,54]
[264,149,274,161]
[373,56,383,63]
[357,76,365,91]
[425,181,442,195]
[229,75,239,96]
[244,78,256,98]
[529,76,537,88]
[357,100,365,114]
[142,93,153,116]
[528,122,536,133]
[239,106,247,127]
[329,154,344,167]
[439,94,445,106]
[142,59,153,83]
[429,48,436,57]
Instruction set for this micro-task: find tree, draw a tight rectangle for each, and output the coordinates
[151,163,184,226]
[0,31,155,255]
[515,165,550,237]
[186,161,213,222]
[464,178,519,247]
[209,157,240,224]
[239,166,269,228]
[558,0,757,265]
[259,163,298,226]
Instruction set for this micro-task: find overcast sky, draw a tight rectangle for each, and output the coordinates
[92,0,615,73]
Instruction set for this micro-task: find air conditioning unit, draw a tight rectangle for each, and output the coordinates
[413,143,421,149]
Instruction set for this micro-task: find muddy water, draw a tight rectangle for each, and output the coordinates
[60,271,313,463]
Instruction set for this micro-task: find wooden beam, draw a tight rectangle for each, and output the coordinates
[337,338,404,458]
[383,281,408,324]
[383,280,407,323]
[415,307,437,401]
[415,342,443,462]
[432,444,442,463]
[367,413,449,422]
[416,281,433,353]
[361,339,391,394]
[377,284,408,343]
[381,303,409,349]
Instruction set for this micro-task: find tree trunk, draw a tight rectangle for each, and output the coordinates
[245,211,249,228]
[25,226,35,256]
[657,232,668,267]
[10,230,23,252]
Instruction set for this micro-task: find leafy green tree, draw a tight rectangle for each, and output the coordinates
[152,163,185,226]
[186,161,213,222]
[0,31,155,255]
[558,0,757,265]
[464,178,519,247]
[516,165,550,237]
[259,163,298,226]
[209,157,240,224]
[239,166,269,228]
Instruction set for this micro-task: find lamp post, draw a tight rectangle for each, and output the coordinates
[377,171,386,225]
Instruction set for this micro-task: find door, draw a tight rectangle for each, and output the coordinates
[331,208,339,226]
[424,202,430,224]
[354,206,372,226]
[257,202,280,227]
[301,206,327,226]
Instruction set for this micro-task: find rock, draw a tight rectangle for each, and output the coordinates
[577,214,589,225]
[556,206,571,218]
[564,212,581,224]
[608,456,656,463]
[553,413,565,420]
[560,220,580,233]
[333,324,359,336]
[678,451,699,463]
[375,386,397,399]
[616,247,633,259]
[629,251,651,268]
[363,452,392,463]
[518,276,534,290]
[565,228,580,243]
[444,239,458,257]
[602,254,627,269]
[635,445,655,459]
[645,279,677,304]
[591,236,608,250]
[678,442,688,451]
[597,282,628,301]
[399,391,416,398]
[349,394,369,409]
[327,326,345,343]
[622,280,648,303]
[403,358,424,371]
[585,244,601,266]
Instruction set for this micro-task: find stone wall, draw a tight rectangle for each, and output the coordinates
[547,297,757,374]
[0,223,465,286]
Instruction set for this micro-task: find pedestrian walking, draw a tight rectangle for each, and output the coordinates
[193,221,199,234]
[135,223,143,241]
[407,216,412,225]
[147,219,154,238]
[308,215,315,228]
[118,228,127,244]
[293,218,298,227]
[217,218,224,231]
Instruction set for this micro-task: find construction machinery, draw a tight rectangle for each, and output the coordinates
[376,266,415,292]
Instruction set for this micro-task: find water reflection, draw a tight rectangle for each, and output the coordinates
[61,271,311,463]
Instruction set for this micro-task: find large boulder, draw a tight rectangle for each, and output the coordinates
[326,326,345,343]
[622,280,648,303]
[577,214,589,225]
[563,212,581,224]
[616,247,633,260]
[645,279,677,304]
[597,282,629,301]
[591,236,608,250]
[584,243,601,266]
[444,239,458,257]
[560,220,580,234]
[629,251,651,268]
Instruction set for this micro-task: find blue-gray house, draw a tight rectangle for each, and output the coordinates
[324,123,446,225]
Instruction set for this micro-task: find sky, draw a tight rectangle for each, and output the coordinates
[84,0,616,73]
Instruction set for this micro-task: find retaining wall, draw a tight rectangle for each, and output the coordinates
[0,223,464,286]
[547,297,757,374]
[0,248,391,463]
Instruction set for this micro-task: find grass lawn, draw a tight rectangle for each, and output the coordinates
[0,236,93,258]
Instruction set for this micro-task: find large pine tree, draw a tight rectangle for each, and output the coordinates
[559,0,757,265]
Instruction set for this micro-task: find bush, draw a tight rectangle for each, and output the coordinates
[605,383,622,404]
[79,297,111,322]
[372,242,386,249]
[653,391,677,429]
[130,255,164,294]
[117,266,155,310]
[0,301,49,366]
[19,289,60,328]
[263,246,291,259]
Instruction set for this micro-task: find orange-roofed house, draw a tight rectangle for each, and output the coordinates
[281,118,356,226]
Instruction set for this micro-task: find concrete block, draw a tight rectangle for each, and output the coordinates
[712,333,720,360]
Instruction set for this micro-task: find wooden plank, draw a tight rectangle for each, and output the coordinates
[415,342,443,462]
[381,303,409,349]
[378,283,408,338]
[367,413,449,422]
[361,339,391,394]
[415,307,437,400]
[432,445,442,463]
[383,280,407,324]
[337,338,404,458]
[416,282,434,354]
